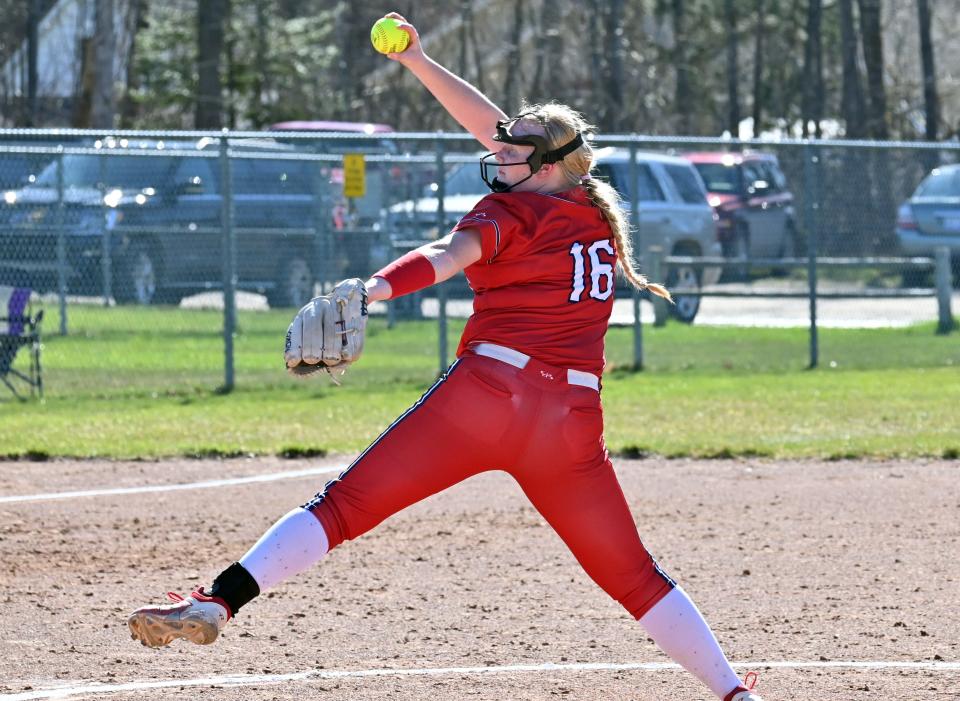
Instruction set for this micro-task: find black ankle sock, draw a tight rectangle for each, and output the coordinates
[208,562,260,615]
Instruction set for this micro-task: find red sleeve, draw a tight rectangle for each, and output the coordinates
[451,194,531,264]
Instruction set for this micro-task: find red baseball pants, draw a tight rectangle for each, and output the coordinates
[305,350,674,619]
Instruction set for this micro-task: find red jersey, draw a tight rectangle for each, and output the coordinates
[451,186,617,376]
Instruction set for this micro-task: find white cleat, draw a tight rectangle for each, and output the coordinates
[729,692,764,701]
[128,589,231,648]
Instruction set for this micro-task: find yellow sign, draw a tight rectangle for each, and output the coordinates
[343,154,366,198]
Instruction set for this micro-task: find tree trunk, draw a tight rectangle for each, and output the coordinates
[724,0,740,137]
[856,0,887,139]
[466,3,485,94]
[334,1,360,120]
[120,0,147,128]
[25,0,40,126]
[672,0,691,134]
[604,0,625,132]
[459,0,469,78]
[751,0,766,137]
[801,0,822,138]
[224,0,237,129]
[916,0,939,141]
[587,0,605,127]
[196,0,227,129]
[838,0,866,138]
[91,0,117,129]
[250,0,270,128]
[530,0,562,101]
[73,37,95,127]
[503,0,525,114]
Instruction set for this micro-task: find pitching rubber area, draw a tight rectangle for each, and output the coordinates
[1,456,957,700]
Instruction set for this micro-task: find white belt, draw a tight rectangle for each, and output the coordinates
[471,343,600,391]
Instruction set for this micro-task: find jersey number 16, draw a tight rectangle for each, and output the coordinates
[569,239,615,302]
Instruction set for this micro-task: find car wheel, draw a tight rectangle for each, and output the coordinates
[114,243,158,305]
[723,223,750,282]
[268,255,314,309]
[666,262,702,324]
[901,268,930,288]
[772,224,800,277]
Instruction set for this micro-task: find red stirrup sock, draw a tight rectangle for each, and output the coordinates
[373,251,436,299]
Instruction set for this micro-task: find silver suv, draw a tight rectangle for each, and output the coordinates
[389,148,720,323]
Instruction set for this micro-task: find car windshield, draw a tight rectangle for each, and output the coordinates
[0,154,53,189]
[915,169,959,198]
[692,163,741,194]
[424,161,487,197]
[34,154,177,190]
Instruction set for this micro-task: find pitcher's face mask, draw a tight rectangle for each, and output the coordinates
[480,113,584,193]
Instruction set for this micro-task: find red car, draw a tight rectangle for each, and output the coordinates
[684,152,799,267]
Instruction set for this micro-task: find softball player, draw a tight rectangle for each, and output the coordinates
[129,13,763,701]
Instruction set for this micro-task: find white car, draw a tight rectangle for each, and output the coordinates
[388,148,720,323]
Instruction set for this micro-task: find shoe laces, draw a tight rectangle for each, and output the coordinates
[166,592,185,603]
[744,671,758,690]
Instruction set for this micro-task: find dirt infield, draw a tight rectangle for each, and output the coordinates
[1,456,958,700]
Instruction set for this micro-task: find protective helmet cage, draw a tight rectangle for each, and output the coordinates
[479,112,585,193]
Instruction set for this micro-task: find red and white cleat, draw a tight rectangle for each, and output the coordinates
[128,589,231,648]
[724,672,762,701]
[727,692,763,701]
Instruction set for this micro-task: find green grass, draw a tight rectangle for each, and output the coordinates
[1,304,958,460]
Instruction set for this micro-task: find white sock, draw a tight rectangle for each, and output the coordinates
[239,507,330,591]
[639,587,743,699]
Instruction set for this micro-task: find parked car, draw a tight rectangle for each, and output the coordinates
[0,137,327,308]
[1,151,55,191]
[387,148,721,323]
[896,164,960,285]
[684,151,799,272]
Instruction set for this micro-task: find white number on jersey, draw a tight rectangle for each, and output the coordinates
[568,239,615,302]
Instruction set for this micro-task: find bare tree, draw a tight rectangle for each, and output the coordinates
[801,0,822,137]
[856,0,887,139]
[723,0,740,136]
[916,0,939,141]
[91,0,117,128]
[530,0,563,102]
[604,0,626,132]
[587,0,605,126]
[25,0,40,125]
[672,0,691,134]
[120,0,147,128]
[838,0,866,138]
[249,0,270,128]
[196,0,227,128]
[503,0,525,114]
[751,0,766,136]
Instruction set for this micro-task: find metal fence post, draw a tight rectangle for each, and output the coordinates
[648,246,668,326]
[220,131,236,393]
[55,147,67,335]
[934,246,955,334]
[312,152,330,296]
[435,137,448,373]
[99,152,112,306]
[803,142,819,369]
[628,140,643,370]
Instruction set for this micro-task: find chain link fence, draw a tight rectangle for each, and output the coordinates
[0,129,957,399]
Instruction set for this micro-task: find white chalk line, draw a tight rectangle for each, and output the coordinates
[0,465,345,505]
[2,660,958,700]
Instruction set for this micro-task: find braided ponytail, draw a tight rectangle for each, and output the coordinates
[521,101,672,302]
[580,177,673,302]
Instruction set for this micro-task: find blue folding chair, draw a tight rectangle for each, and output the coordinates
[0,286,43,400]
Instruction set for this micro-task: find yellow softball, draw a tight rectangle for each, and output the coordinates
[370,17,410,54]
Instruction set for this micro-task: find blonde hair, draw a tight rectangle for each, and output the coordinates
[518,102,672,302]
